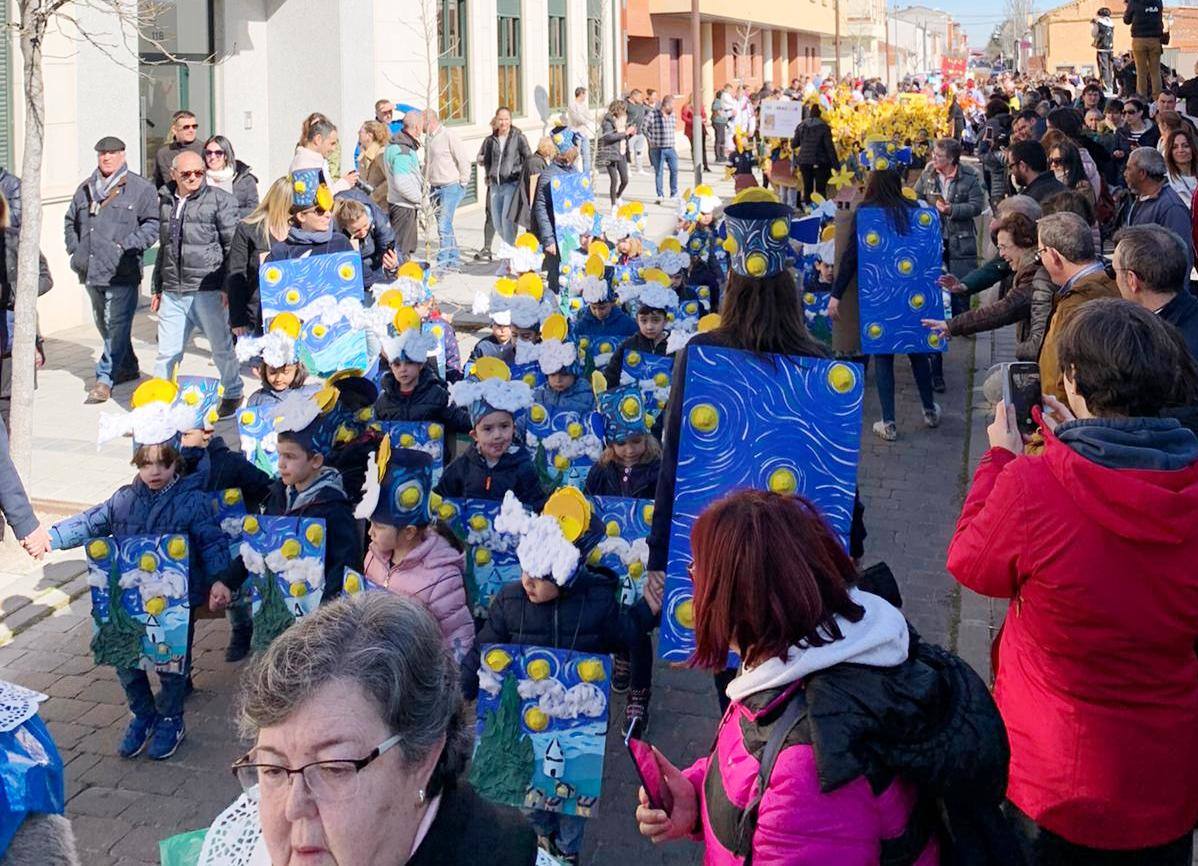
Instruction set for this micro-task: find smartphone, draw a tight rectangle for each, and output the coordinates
[1002,362,1041,436]
[626,733,670,812]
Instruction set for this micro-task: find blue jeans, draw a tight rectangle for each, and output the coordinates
[153,291,243,399]
[649,147,678,198]
[489,181,519,246]
[528,809,586,855]
[86,283,140,385]
[431,182,465,267]
[872,353,936,423]
[579,135,592,174]
[117,667,186,720]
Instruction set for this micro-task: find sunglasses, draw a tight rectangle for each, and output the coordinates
[301,205,330,216]
[1048,157,1064,166]
[179,122,199,130]
[176,169,205,180]
[204,148,224,157]
[1123,109,1139,115]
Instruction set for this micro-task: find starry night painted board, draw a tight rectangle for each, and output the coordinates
[622,351,675,416]
[239,515,327,651]
[258,252,364,322]
[209,488,248,559]
[855,205,947,355]
[658,347,864,661]
[471,645,611,817]
[377,421,446,485]
[437,498,521,618]
[590,497,654,606]
[85,535,190,673]
[550,172,596,281]
[297,315,372,378]
[526,409,605,491]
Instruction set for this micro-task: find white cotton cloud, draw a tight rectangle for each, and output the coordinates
[541,431,603,461]
[236,330,298,367]
[271,391,321,435]
[478,666,503,697]
[515,340,542,366]
[537,340,577,376]
[519,678,607,720]
[240,543,266,575]
[448,377,535,415]
[220,516,244,538]
[516,516,580,585]
[574,274,609,304]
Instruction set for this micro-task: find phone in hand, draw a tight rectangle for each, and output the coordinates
[1001,361,1042,437]
[626,732,670,812]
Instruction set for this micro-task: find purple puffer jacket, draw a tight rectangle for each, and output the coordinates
[364,532,474,663]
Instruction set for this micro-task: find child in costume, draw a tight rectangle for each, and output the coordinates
[530,314,595,415]
[176,376,273,663]
[49,378,233,761]
[236,314,315,408]
[461,489,663,863]
[382,259,465,382]
[604,274,678,389]
[436,358,547,511]
[468,308,516,365]
[373,307,471,432]
[260,389,363,600]
[573,268,637,342]
[356,439,473,663]
[583,384,661,499]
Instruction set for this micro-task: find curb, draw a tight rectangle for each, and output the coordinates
[0,566,90,648]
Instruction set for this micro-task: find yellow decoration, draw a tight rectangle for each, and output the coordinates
[524,706,549,732]
[284,288,301,306]
[393,306,421,334]
[768,467,798,495]
[809,192,826,205]
[315,184,334,212]
[907,188,923,203]
[515,232,540,250]
[769,218,789,240]
[599,341,613,354]
[642,504,654,524]
[577,659,606,682]
[605,520,620,537]
[527,658,551,680]
[804,292,816,304]
[626,351,642,368]
[400,433,416,447]
[566,421,584,439]
[468,514,489,532]
[337,262,355,281]
[475,548,492,566]
[909,292,926,310]
[584,254,606,278]
[166,536,187,560]
[745,252,768,277]
[377,432,392,479]
[493,276,517,297]
[522,373,536,387]
[290,582,308,598]
[543,486,592,542]
[620,395,640,419]
[484,647,513,671]
[138,552,158,573]
[313,383,340,413]
[674,599,695,629]
[867,323,883,339]
[131,378,178,409]
[530,404,548,423]
[541,313,568,342]
[827,363,857,394]
[516,272,545,300]
[242,515,260,534]
[828,166,855,191]
[653,372,669,387]
[820,224,837,242]
[722,237,738,254]
[553,454,571,470]
[280,539,301,559]
[87,539,110,559]
[588,240,610,260]
[239,410,256,426]
[588,546,602,565]
[263,266,282,285]
[428,424,443,440]
[222,489,242,506]
[927,333,943,349]
[344,573,361,593]
[591,371,608,396]
[398,261,425,281]
[641,268,670,287]
[144,597,167,616]
[897,258,914,275]
[628,561,645,579]
[864,231,881,248]
[659,237,683,254]
[306,523,324,546]
[473,357,512,382]
[690,403,719,433]
[399,484,423,508]
[438,502,458,521]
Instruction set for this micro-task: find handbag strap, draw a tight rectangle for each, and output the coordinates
[731,688,808,865]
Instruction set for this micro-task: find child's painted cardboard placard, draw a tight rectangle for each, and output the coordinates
[471,645,611,817]
[239,515,327,652]
[526,409,605,491]
[85,535,190,673]
[659,347,863,661]
[550,173,596,280]
[423,320,449,381]
[437,499,520,618]
[856,205,947,355]
[590,497,653,606]
[341,567,385,597]
[622,350,675,415]
[574,333,622,379]
[802,286,833,346]
[376,420,446,485]
[209,488,248,559]
[237,406,279,477]
[297,316,372,378]
[258,252,364,321]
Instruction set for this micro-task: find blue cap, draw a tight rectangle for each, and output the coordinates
[366,440,433,527]
[597,385,650,444]
[723,201,794,278]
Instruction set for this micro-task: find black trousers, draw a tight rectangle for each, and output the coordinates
[1004,802,1194,866]
[606,157,629,204]
[713,123,727,162]
[388,204,418,259]
[799,164,831,204]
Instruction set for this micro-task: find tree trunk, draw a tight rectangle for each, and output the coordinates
[11,6,46,483]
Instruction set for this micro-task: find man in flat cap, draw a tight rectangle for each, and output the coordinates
[64,136,160,403]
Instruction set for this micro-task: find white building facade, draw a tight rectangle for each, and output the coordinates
[1,0,622,334]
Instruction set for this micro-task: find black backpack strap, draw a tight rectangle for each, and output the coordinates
[731,688,808,864]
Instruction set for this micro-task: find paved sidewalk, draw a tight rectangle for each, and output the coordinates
[0,151,986,864]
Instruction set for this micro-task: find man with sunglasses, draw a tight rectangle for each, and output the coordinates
[150,150,242,417]
[152,110,204,190]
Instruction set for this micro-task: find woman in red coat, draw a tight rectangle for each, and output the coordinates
[680,98,709,173]
[947,298,1198,864]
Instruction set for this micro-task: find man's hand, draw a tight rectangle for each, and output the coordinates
[827,297,841,321]
[921,318,949,336]
[935,198,952,214]
[150,294,161,313]
[20,525,52,560]
[383,248,399,270]
[545,243,558,257]
[342,170,360,187]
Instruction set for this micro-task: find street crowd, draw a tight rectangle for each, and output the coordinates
[1,1,1198,861]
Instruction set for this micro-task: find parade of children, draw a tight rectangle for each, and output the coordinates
[7,66,1198,866]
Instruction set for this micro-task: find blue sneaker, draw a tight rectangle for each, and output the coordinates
[147,716,185,760]
[117,713,157,758]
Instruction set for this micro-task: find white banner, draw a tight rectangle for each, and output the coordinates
[759,100,805,139]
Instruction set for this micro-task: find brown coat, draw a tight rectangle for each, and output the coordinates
[948,258,1038,341]
[359,142,388,208]
[1038,269,1120,402]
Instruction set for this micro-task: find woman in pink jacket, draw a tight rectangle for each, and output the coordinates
[356,443,475,663]
[635,490,939,866]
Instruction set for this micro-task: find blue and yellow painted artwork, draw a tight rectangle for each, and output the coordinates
[423,320,450,381]
[297,315,372,378]
[622,350,675,415]
[85,535,190,673]
[236,406,279,477]
[436,499,520,617]
[551,173,596,281]
[589,497,653,606]
[471,645,611,817]
[511,359,547,391]
[208,488,247,559]
[856,205,947,355]
[802,285,833,346]
[376,420,446,485]
[525,409,605,491]
[574,333,622,378]
[258,252,363,322]
[341,567,384,597]
[240,515,327,638]
[658,346,864,661]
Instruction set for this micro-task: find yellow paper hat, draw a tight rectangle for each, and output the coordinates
[397,261,425,282]
[541,313,569,342]
[516,272,545,301]
[584,254,607,278]
[698,313,722,333]
[131,378,178,409]
[392,305,421,334]
[375,288,407,310]
[269,312,302,339]
[543,486,592,543]
[640,268,671,287]
[658,237,683,254]
[494,276,518,297]
[515,232,541,250]
[473,357,512,382]
[588,240,611,261]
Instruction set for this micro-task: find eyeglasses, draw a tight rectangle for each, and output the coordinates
[1123,109,1139,115]
[176,170,205,180]
[1048,157,1064,166]
[179,123,199,130]
[232,734,401,803]
[204,149,225,157]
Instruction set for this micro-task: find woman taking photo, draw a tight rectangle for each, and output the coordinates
[358,120,391,209]
[235,592,536,865]
[597,100,633,207]
[635,490,939,864]
[202,135,259,218]
[226,176,291,336]
[948,299,1198,864]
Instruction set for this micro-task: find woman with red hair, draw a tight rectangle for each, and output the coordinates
[635,489,941,865]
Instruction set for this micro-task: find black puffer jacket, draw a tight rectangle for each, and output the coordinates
[603,331,672,389]
[792,117,839,167]
[230,161,260,218]
[181,435,273,511]
[151,182,239,294]
[1123,0,1163,38]
[434,443,547,512]
[225,219,273,332]
[460,565,657,698]
[584,459,661,498]
[374,368,471,432]
[478,129,531,186]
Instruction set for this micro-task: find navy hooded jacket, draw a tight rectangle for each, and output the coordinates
[374,368,471,433]
[434,443,547,512]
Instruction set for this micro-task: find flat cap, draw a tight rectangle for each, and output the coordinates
[94,136,126,153]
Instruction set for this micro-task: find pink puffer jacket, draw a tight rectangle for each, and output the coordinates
[364,533,474,662]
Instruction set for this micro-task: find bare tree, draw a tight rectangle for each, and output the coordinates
[1001,0,1035,67]
[734,24,758,84]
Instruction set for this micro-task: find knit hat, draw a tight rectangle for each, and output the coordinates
[723,200,794,278]
[448,358,534,426]
[355,433,434,526]
[98,378,196,449]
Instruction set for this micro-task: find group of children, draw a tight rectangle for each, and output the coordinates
[54,166,740,864]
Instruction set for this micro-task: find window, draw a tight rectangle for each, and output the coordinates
[438,0,469,123]
[0,18,10,171]
[548,0,567,110]
[498,0,522,114]
[586,0,604,107]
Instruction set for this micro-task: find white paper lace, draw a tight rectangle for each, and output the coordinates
[198,792,269,866]
[0,680,47,733]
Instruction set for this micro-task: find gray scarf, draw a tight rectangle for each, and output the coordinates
[89,165,128,203]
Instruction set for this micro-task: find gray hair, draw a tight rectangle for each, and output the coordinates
[1129,145,1168,179]
[996,193,1041,222]
[238,593,470,795]
[1038,211,1095,264]
[1113,224,1186,295]
[934,138,962,164]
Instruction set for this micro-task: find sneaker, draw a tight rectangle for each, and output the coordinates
[623,688,651,739]
[655,198,662,205]
[147,716,185,760]
[117,713,157,758]
[872,420,898,442]
[932,376,947,394]
[225,625,253,662]
[611,655,631,694]
[923,403,942,428]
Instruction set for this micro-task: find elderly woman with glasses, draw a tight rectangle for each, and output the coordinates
[232,592,536,865]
